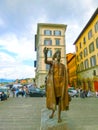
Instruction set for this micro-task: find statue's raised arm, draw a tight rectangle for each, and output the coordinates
[43,47,48,57]
[43,47,49,63]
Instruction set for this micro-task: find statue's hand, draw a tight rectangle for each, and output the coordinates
[43,47,48,55]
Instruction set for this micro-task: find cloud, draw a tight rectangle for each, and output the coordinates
[0,51,35,79]
[0,33,36,79]
[0,0,98,79]
[0,18,5,27]
[0,33,36,60]
[0,64,35,79]
[0,52,15,66]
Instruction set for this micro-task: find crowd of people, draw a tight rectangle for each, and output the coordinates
[75,88,98,98]
[11,85,29,97]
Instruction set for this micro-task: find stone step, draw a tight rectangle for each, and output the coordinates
[75,125,98,130]
[40,97,98,130]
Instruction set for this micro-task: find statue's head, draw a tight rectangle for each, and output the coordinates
[52,50,61,61]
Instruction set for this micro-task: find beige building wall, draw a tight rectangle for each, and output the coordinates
[35,23,67,88]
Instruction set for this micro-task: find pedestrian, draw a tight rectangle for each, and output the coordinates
[84,90,88,97]
[96,90,98,97]
[1,91,7,101]
[80,89,85,98]
[43,47,70,123]
[87,89,93,97]
[11,87,16,98]
[23,86,29,97]
[21,87,25,97]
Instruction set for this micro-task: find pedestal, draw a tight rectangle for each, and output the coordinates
[40,108,73,130]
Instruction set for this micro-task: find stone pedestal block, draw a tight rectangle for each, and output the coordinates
[40,109,73,130]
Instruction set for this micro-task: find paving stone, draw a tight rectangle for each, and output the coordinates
[0,97,98,130]
[0,97,45,130]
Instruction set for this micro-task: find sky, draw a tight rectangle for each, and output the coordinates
[0,0,98,80]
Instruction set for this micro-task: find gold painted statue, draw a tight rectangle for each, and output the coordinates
[43,47,70,123]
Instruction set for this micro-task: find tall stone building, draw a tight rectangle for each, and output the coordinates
[35,23,67,88]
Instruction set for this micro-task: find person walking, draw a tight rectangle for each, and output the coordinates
[96,90,98,97]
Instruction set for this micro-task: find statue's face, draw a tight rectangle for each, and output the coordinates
[56,53,61,61]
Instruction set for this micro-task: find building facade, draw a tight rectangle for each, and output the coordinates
[35,23,67,88]
[66,53,77,88]
[73,8,98,91]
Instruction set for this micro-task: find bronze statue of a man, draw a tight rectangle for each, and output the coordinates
[43,47,70,123]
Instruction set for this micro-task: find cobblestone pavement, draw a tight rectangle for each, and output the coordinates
[0,97,98,130]
[0,97,45,130]
[65,97,98,130]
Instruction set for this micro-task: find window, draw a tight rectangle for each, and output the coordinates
[47,50,52,57]
[88,30,92,39]
[77,64,80,72]
[76,46,78,52]
[80,62,84,71]
[84,48,88,57]
[34,60,37,67]
[90,55,96,67]
[83,37,86,44]
[76,56,79,62]
[96,37,98,48]
[79,42,82,49]
[44,30,52,35]
[79,52,83,59]
[89,42,94,53]
[84,59,89,69]
[55,39,60,45]
[93,70,96,76]
[94,21,98,33]
[54,30,61,36]
[44,39,52,45]
[46,64,50,70]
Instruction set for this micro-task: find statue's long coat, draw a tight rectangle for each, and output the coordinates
[45,60,69,111]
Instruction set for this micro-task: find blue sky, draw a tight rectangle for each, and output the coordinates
[0,0,98,79]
